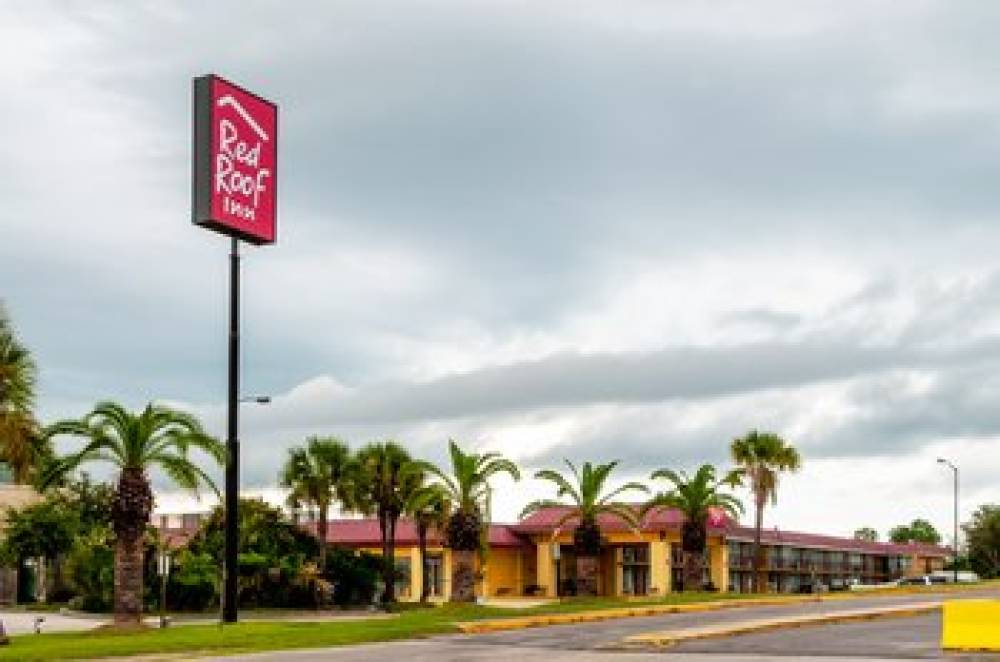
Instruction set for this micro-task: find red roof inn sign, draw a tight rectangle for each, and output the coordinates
[192,75,277,244]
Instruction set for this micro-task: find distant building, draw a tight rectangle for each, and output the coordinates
[0,465,43,605]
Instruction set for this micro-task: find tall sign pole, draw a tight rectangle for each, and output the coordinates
[193,74,278,624]
[225,236,240,623]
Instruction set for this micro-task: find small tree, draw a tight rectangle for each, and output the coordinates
[888,518,941,545]
[730,430,801,592]
[414,440,520,602]
[964,505,1000,579]
[643,465,743,592]
[405,483,451,602]
[0,306,50,485]
[351,441,418,606]
[44,402,224,624]
[521,460,647,596]
[280,437,354,570]
[186,499,320,608]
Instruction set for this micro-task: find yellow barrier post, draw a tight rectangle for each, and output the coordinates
[942,600,1000,651]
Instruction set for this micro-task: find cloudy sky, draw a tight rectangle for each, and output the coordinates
[4,1,999,543]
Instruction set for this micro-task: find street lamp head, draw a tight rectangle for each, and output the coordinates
[937,458,946,464]
[254,396,271,404]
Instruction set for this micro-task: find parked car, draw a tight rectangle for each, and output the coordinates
[930,570,980,584]
[897,575,945,586]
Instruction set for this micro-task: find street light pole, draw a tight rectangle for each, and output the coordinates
[936,458,959,584]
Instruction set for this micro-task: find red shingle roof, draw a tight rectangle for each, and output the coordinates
[725,525,951,557]
[513,505,730,534]
[315,519,528,548]
[153,507,950,559]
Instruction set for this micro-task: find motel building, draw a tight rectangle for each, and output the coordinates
[155,504,949,601]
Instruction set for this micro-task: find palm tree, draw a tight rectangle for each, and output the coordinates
[521,460,647,596]
[351,441,418,605]
[415,440,520,602]
[280,436,353,571]
[405,482,451,602]
[43,401,224,624]
[730,430,801,592]
[0,307,49,484]
[642,464,743,592]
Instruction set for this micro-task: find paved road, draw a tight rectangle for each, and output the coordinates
[457,590,997,650]
[213,639,935,662]
[214,589,1000,661]
[671,612,948,659]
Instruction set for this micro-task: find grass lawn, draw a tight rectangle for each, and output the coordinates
[2,585,995,660]
[0,592,760,660]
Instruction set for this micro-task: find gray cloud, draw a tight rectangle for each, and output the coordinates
[261,341,911,426]
[6,2,1000,528]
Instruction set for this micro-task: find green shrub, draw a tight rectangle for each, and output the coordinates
[325,547,380,606]
[62,528,114,612]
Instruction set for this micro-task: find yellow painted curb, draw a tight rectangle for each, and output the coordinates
[619,602,940,648]
[941,600,1000,652]
[457,595,827,634]
[455,585,995,635]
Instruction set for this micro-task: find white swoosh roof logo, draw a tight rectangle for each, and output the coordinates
[217,95,269,141]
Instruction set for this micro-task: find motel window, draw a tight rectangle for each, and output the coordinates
[426,554,444,597]
[622,545,649,564]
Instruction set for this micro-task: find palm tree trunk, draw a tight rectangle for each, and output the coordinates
[682,550,703,592]
[378,513,394,605]
[317,503,329,571]
[576,555,599,596]
[113,535,144,624]
[111,468,152,625]
[418,522,429,603]
[450,549,477,602]
[752,493,765,593]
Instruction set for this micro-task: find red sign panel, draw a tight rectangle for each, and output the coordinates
[193,75,277,245]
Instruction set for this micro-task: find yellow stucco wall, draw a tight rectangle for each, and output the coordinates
[484,548,521,596]
[354,527,952,601]
[536,541,556,597]
[650,540,669,595]
[358,545,442,602]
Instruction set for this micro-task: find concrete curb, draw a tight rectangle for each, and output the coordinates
[614,602,941,649]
